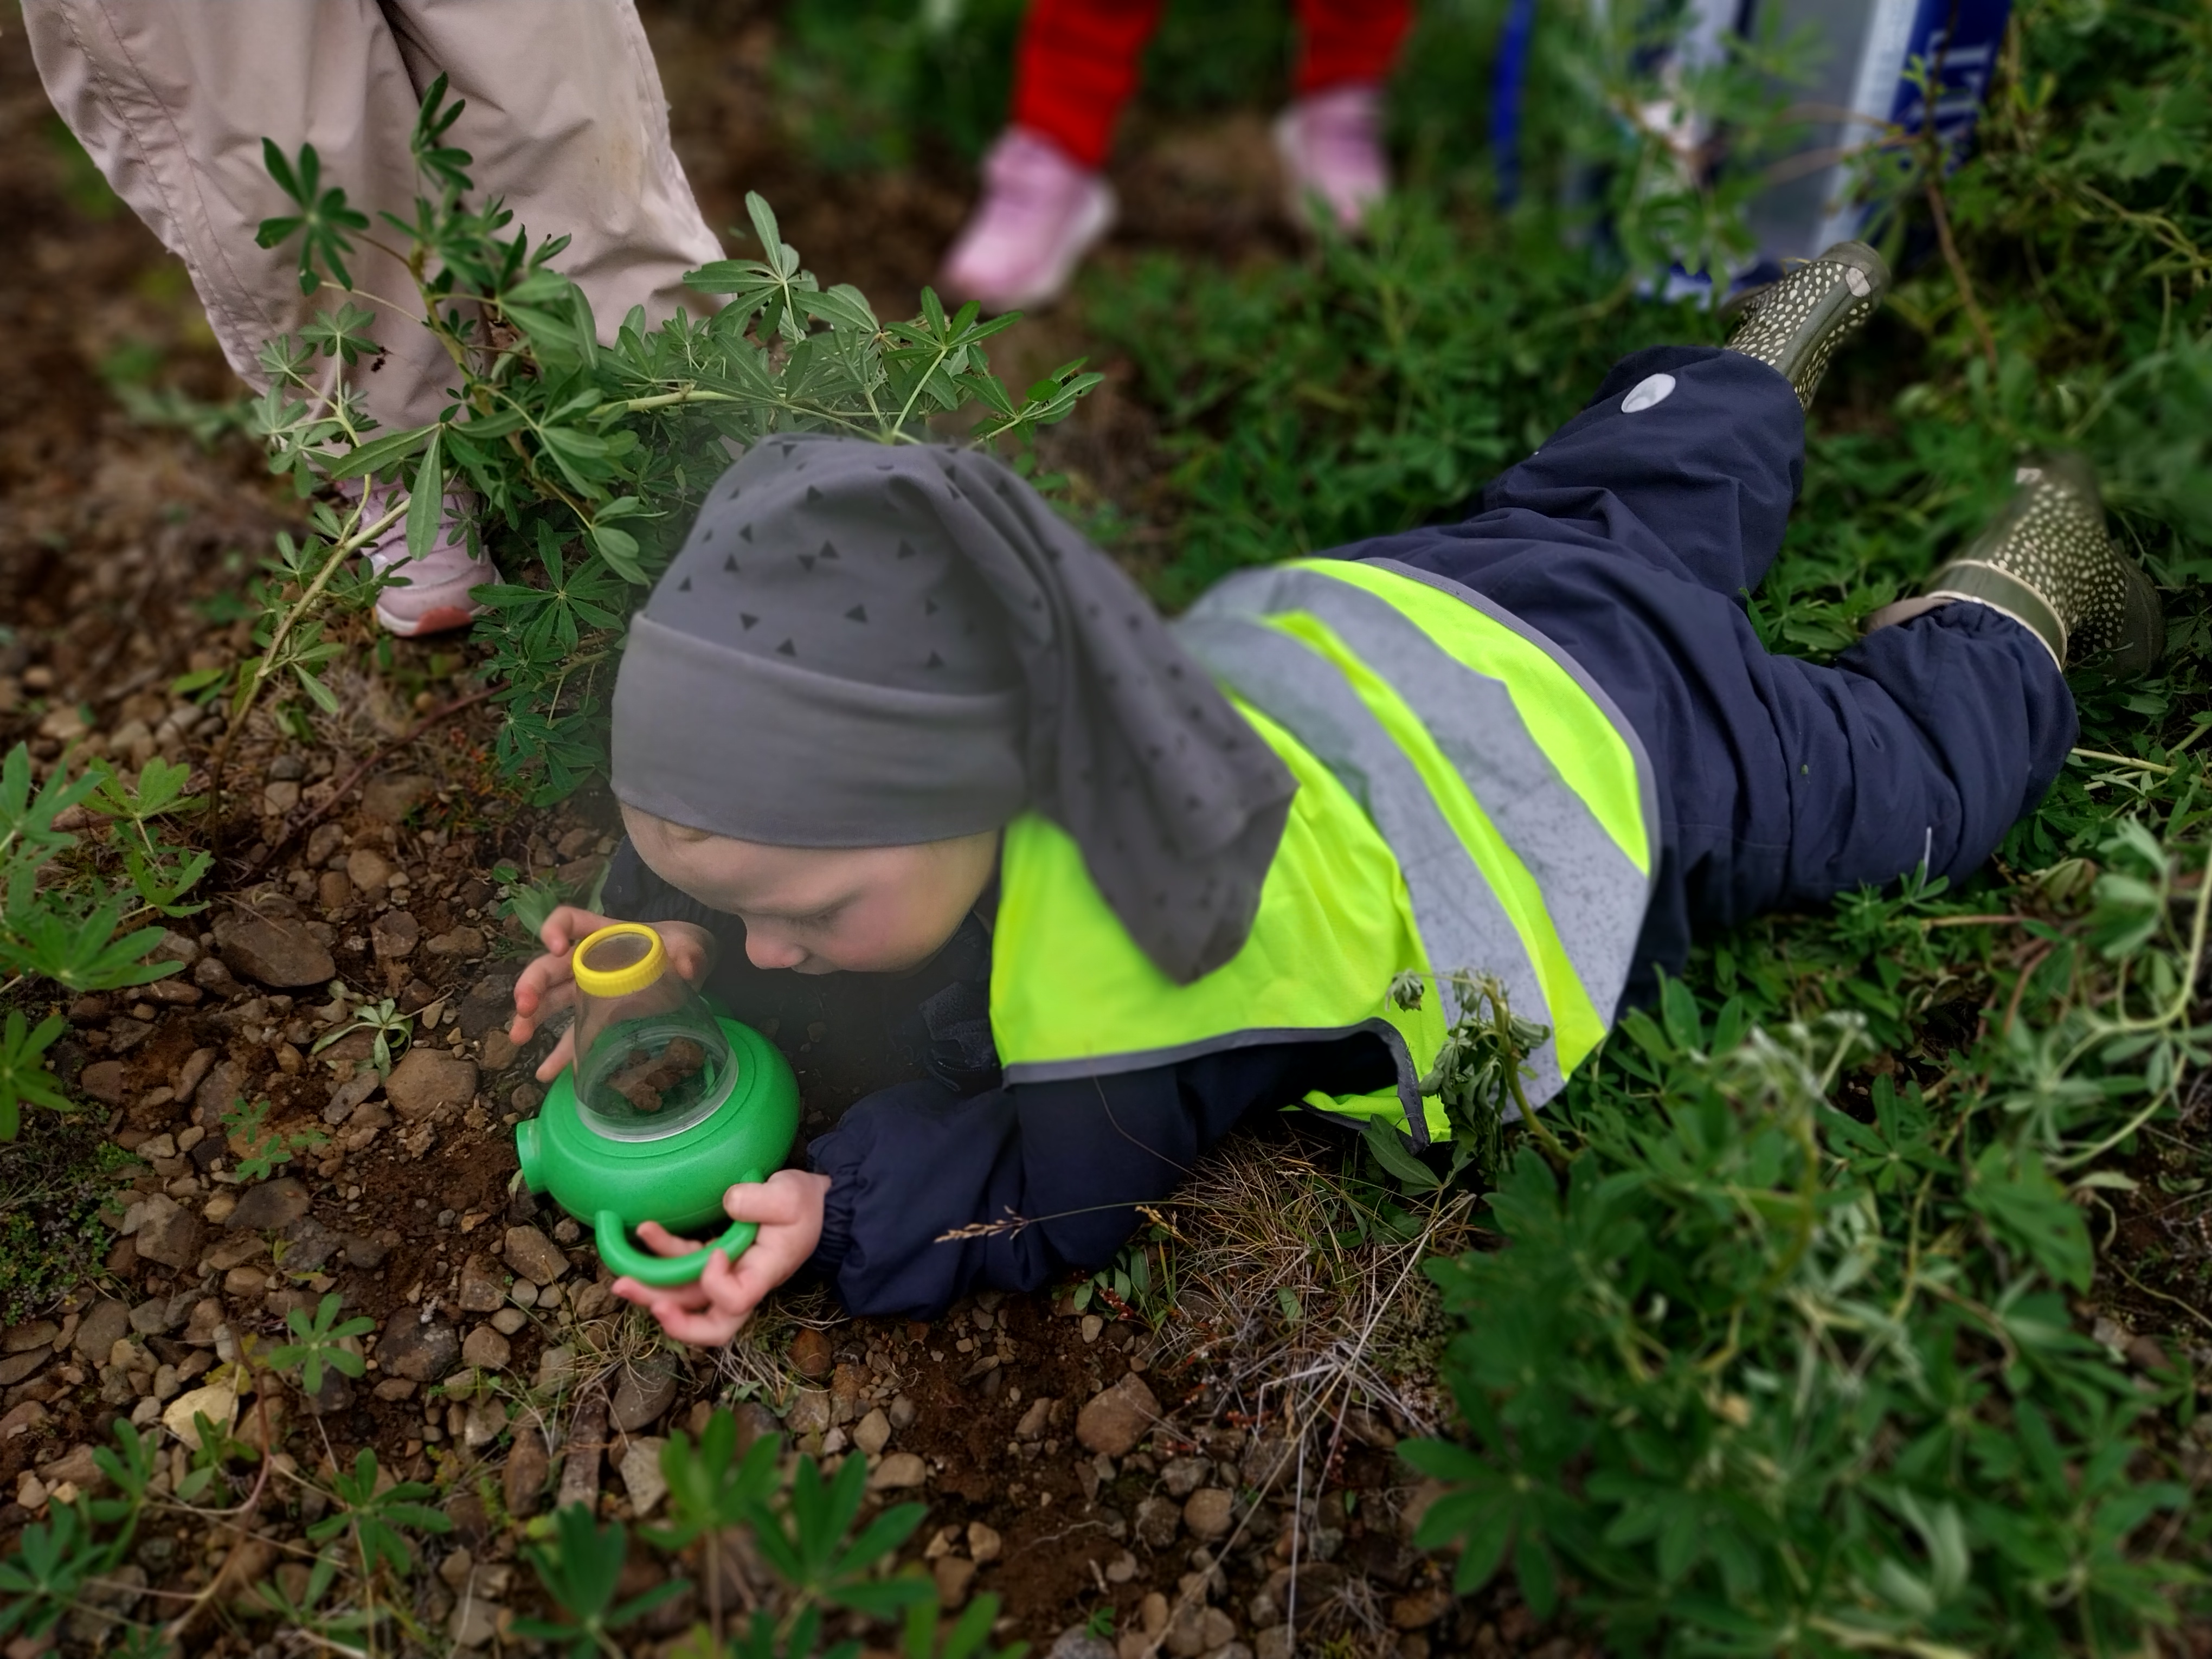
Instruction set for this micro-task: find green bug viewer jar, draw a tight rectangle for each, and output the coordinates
[513,923,798,1288]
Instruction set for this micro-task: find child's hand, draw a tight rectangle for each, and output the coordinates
[509,906,716,1082]
[610,1171,831,1347]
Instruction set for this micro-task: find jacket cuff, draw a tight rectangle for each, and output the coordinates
[805,1134,863,1274]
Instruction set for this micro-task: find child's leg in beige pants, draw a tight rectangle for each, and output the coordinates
[25,0,724,432]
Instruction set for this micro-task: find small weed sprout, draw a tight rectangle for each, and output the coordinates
[0,1504,115,1645]
[267,1291,376,1397]
[517,1502,691,1656]
[83,756,211,918]
[517,1409,1020,1657]
[248,1552,374,1650]
[1377,967,1558,1191]
[309,993,413,1076]
[0,1423,155,1645]
[218,1096,329,1181]
[492,855,606,941]
[1070,1221,1179,1327]
[644,1413,782,1644]
[308,1448,453,1579]
[173,1409,259,1506]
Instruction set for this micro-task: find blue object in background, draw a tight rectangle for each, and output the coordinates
[1746,0,2014,271]
[1490,0,1540,205]
[1490,0,2014,279]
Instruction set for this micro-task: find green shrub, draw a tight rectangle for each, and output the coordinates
[1085,198,1696,601]
[773,0,1032,170]
[249,79,1099,806]
[1411,968,2202,1652]
[0,744,205,1142]
[1071,0,2212,1649]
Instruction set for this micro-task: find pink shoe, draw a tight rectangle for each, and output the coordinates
[1274,86,1391,233]
[940,128,1116,312]
[346,478,498,638]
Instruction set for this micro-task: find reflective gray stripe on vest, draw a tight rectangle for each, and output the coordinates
[1184,563,1653,1027]
[1366,557,1663,860]
[1173,614,1566,1110]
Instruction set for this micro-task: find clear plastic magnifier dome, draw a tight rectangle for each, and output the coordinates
[567,923,736,1141]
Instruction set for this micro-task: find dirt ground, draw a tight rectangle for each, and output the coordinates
[0,9,1585,1658]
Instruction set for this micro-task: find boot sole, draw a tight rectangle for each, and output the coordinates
[376,601,485,638]
[2101,549,2168,677]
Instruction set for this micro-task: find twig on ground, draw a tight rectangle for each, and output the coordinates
[2073,747,2178,775]
[2002,942,2055,1037]
[1922,164,1999,372]
[160,1396,276,1646]
[203,497,407,843]
[2105,1250,2212,1336]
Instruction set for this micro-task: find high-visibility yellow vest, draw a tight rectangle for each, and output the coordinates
[989,559,1657,1142]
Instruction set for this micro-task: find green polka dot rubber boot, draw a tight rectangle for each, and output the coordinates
[1868,454,2165,677]
[1722,241,1890,409]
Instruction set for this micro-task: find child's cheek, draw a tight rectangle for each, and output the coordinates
[824,909,923,974]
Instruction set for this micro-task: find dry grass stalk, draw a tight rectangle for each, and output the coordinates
[1139,1128,1478,1656]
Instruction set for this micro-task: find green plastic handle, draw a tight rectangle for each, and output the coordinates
[593,1168,765,1288]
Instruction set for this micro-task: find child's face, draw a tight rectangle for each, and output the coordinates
[621,805,999,975]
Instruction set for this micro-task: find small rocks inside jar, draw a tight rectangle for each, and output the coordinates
[594,1034,708,1115]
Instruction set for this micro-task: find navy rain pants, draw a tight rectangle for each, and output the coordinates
[1334,346,2079,989]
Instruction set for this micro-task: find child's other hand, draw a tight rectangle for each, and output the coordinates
[508,907,716,1081]
[610,1171,831,1348]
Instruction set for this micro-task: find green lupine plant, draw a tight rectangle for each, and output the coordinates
[308,1449,454,1579]
[516,1503,690,1657]
[249,74,1099,806]
[217,1096,329,1182]
[1,1412,1012,1655]
[0,741,194,1139]
[267,1290,377,1396]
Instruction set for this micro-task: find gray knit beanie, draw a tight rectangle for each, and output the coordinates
[610,436,1295,984]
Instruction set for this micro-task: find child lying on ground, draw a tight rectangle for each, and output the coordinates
[510,242,2164,1347]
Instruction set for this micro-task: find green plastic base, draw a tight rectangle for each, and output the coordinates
[515,1015,799,1288]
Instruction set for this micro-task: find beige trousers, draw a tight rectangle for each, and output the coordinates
[27,0,725,432]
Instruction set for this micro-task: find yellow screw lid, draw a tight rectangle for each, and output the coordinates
[570,923,667,998]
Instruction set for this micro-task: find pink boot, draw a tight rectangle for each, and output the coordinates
[346,478,498,638]
[940,128,1116,313]
[1274,85,1391,234]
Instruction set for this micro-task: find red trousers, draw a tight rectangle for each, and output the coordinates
[1012,0,1414,169]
